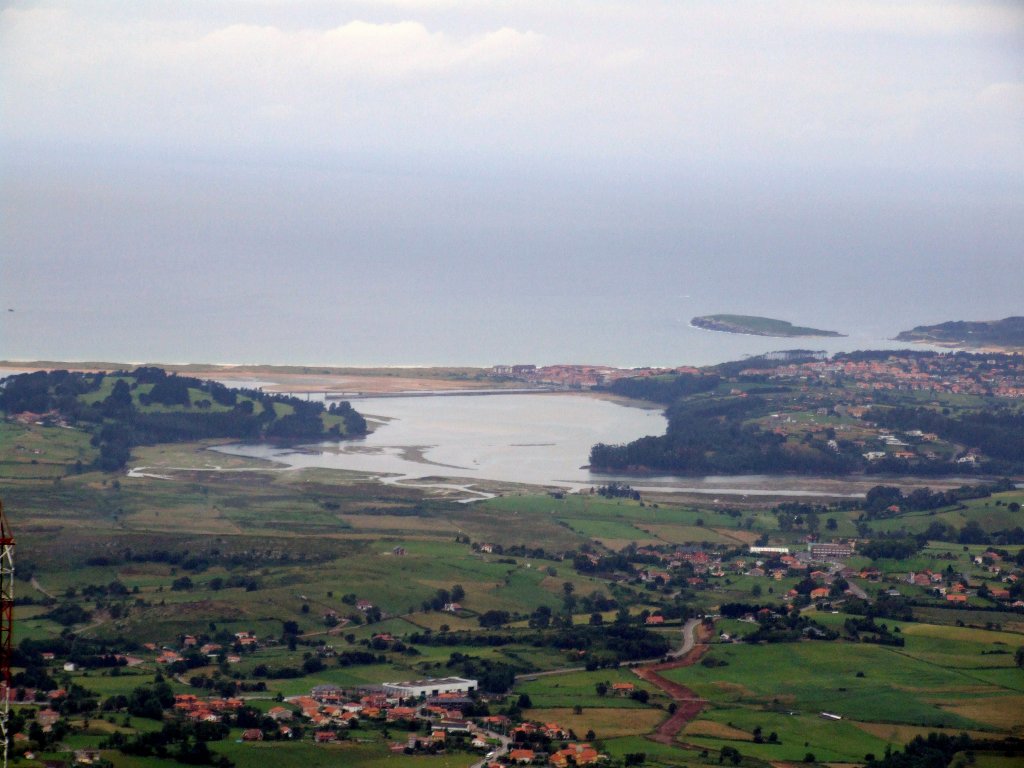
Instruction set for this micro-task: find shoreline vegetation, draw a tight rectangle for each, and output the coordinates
[589,350,1024,478]
[690,314,845,338]
[896,316,1024,351]
[0,367,368,471]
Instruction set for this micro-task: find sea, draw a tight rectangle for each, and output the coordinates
[2,154,1020,369]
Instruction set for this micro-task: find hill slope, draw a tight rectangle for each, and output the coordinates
[691,314,844,338]
[896,316,1024,348]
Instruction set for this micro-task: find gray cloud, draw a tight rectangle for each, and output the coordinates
[3,2,1022,169]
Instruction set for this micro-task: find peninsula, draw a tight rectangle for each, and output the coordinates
[896,316,1024,350]
[691,314,845,338]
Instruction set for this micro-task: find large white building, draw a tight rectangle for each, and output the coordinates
[748,546,790,555]
[382,677,478,698]
[808,542,854,560]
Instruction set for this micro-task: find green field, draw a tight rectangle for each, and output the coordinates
[3,399,1024,767]
[667,632,1024,763]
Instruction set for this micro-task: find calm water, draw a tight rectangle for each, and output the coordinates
[213,393,873,498]
[4,156,1020,369]
[215,393,666,490]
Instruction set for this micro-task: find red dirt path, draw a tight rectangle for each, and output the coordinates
[633,628,711,745]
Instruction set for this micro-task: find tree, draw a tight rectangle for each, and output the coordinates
[478,610,510,628]
[720,746,742,765]
[450,584,465,602]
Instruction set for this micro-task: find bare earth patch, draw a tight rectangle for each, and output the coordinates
[633,627,713,745]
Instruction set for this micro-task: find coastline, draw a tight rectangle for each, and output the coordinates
[0,361,514,395]
[897,339,1024,354]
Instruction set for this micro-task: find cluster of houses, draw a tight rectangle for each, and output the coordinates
[495,353,1024,398]
[490,363,701,389]
[906,551,1023,607]
[285,678,481,741]
[505,742,604,766]
[237,678,610,765]
[148,630,257,665]
[630,541,856,591]
[173,693,244,723]
[739,353,1024,399]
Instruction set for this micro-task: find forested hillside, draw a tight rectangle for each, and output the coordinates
[896,316,1024,347]
[0,367,367,470]
[590,353,1024,477]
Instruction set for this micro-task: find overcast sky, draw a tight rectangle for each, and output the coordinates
[2,1,1023,365]
[4,1,1023,170]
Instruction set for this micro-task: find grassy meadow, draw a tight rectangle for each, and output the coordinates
[1,412,1023,768]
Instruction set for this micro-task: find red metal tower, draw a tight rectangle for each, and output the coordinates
[0,500,12,768]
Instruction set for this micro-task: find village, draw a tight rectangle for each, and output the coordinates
[13,525,1024,765]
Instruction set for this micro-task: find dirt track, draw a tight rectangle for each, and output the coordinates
[633,627,710,745]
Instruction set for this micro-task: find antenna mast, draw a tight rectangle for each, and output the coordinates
[0,501,13,768]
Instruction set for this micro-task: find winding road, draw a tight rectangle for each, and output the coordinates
[632,619,710,745]
[508,617,711,750]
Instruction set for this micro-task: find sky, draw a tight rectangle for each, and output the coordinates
[2,1,1023,366]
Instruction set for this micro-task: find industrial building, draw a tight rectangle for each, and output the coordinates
[382,677,478,699]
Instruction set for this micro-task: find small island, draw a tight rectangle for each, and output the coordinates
[896,316,1024,350]
[691,314,845,338]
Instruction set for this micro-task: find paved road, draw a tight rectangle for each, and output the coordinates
[30,576,55,599]
[467,729,511,768]
[667,618,701,659]
[845,579,868,600]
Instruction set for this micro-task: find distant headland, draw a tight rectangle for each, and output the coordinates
[690,314,845,338]
[895,316,1024,350]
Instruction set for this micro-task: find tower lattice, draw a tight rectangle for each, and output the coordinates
[0,501,13,768]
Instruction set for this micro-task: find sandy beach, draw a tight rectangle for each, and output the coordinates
[0,362,513,395]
